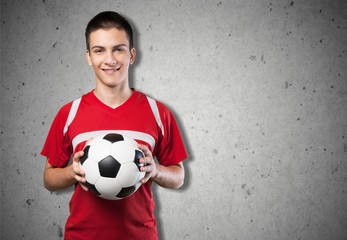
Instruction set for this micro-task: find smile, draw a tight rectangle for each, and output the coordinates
[102,68,120,74]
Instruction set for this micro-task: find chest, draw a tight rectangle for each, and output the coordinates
[67,101,160,153]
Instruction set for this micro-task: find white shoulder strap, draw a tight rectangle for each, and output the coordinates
[146,96,165,136]
[63,97,82,135]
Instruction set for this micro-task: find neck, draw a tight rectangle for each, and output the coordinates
[93,85,132,109]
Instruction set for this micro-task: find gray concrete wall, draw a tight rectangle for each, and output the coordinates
[1,0,346,239]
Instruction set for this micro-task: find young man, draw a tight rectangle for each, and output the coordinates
[41,11,188,240]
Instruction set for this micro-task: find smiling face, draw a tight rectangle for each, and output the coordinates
[86,27,136,91]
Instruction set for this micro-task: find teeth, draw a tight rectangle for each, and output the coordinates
[104,69,115,73]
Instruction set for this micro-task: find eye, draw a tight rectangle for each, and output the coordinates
[94,48,104,54]
[114,47,125,52]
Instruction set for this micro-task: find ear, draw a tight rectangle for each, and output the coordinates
[130,48,136,65]
[86,49,92,66]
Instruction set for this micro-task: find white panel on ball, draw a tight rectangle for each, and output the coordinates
[95,177,122,200]
[88,138,112,161]
[117,163,141,187]
[80,159,100,184]
[110,141,135,164]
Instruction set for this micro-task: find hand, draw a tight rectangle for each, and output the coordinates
[138,144,158,184]
[71,150,88,191]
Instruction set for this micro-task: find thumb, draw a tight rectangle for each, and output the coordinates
[73,150,84,164]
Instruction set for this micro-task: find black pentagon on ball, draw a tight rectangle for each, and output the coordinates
[80,145,90,165]
[116,186,136,198]
[103,133,124,143]
[98,155,121,178]
[134,149,145,170]
[83,182,101,196]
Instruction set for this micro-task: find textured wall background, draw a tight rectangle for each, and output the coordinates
[1,0,346,239]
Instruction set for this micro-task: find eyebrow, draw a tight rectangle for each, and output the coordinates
[91,44,128,49]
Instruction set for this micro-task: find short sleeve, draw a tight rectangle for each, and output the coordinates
[155,102,188,166]
[41,103,73,167]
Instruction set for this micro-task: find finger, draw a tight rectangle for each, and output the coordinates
[73,151,84,163]
[137,143,147,150]
[140,165,148,172]
[137,144,152,157]
[75,173,86,183]
[72,159,85,177]
[73,166,85,177]
[140,156,153,165]
[140,163,155,175]
[80,183,89,191]
[141,174,150,184]
[141,170,155,183]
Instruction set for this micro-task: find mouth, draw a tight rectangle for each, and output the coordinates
[102,67,120,74]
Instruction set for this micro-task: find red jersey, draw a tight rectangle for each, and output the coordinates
[41,90,188,240]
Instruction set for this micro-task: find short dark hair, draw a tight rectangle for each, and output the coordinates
[85,11,134,51]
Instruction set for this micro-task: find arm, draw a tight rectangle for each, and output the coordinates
[152,162,185,189]
[138,144,185,189]
[43,151,87,191]
[43,160,76,191]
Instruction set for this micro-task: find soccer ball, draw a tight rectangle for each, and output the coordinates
[79,133,146,200]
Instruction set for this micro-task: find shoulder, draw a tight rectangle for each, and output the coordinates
[135,90,171,113]
[138,91,177,127]
[57,95,83,117]
[53,92,89,130]
[59,91,92,113]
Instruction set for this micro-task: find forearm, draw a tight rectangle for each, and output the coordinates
[152,163,185,189]
[43,160,77,191]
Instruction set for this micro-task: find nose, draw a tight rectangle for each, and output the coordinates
[105,53,117,66]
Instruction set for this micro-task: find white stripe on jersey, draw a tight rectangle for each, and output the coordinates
[146,96,165,136]
[72,130,155,152]
[63,97,82,135]
[64,94,162,151]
